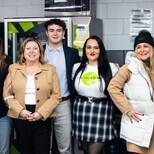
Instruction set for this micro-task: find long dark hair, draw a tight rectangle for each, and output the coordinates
[0,38,8,70]
[73,35,112,96]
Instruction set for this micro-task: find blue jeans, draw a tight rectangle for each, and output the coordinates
[0,116,12,154]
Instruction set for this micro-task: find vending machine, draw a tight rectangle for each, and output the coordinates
[72,16,102,55]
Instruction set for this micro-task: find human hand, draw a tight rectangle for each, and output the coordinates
[126,110,144,123]
[19,109,32,120]
[27,112,43,122]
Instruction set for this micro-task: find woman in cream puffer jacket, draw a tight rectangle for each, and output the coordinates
[108,30,154,154]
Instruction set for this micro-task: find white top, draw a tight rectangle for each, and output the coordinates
[73,64,106,98]
[73,62,119,98]
[25,75,36,105]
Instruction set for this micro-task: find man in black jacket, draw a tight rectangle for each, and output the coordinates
[44,18,80,154]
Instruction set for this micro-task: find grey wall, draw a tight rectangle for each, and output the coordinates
[0,0,154,50]
[95,0,154,50]
[0,0,44,19]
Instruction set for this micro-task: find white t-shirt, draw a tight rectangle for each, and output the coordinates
[72,63,118,98]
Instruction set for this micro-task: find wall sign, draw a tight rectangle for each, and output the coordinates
[130,9,152,37]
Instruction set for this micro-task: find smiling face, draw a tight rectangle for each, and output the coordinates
[135,43,153,61]
[85,39,100,64]
[46,24,65,46]
[24,41,40,63]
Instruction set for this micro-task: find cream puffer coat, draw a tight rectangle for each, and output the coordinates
[108,56,154,148]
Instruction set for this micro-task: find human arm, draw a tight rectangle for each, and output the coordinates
[3,64,25,118]
[108,65,143,122]
[36,66,61,120]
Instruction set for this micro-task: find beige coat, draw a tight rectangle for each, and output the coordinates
[3,63,61,120]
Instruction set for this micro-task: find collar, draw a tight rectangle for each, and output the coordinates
[46,42,63,52]
[14,63,49,76]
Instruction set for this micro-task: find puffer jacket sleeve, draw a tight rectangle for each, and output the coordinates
[107,64,133,114]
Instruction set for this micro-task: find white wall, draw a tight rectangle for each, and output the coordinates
[95,0,154,50]
[0,0,154,50]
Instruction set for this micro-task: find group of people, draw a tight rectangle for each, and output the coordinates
[1,18,154,154]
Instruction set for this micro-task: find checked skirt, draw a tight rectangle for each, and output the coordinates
[72,97,117,142]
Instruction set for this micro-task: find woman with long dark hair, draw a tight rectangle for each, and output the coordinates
[72,35,118,154]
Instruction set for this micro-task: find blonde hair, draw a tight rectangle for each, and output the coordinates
[149,52,154,88]
[18,37,45,64]
[135,46,154,86]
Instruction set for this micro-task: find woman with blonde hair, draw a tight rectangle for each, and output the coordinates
[108,30,154,154]
[3,37,60,154]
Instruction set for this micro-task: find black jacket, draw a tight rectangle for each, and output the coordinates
[62,45,80,92]
[0,56,12,118]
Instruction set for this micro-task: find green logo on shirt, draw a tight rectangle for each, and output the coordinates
[82,72,99,86]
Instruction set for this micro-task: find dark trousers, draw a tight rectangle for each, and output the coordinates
[127,152,140,154]
[13,105,51,154]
